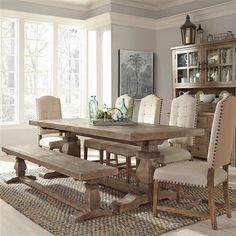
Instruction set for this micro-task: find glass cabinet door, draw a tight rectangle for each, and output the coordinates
[220,48,233,82]
[176,50,200,86]
[205,46,234,84]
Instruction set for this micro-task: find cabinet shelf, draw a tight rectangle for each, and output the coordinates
[175,84,236,89]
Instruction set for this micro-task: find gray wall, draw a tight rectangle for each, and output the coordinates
[111,25,157,104]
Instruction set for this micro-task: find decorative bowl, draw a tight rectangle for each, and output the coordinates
[199,94,216,103]
[219,90,230,99]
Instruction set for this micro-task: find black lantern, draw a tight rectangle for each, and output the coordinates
[196,24,204,43]
[180,15,196,45]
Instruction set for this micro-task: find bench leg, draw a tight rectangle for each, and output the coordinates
[5,157,36,184]
[72,181,112,222]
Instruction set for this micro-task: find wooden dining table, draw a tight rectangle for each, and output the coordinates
[29,118,204,213]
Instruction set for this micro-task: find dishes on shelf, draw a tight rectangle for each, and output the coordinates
[199,94,216,103]
[219,90,231,99]
[195,90,204,101]
[179,91,190,96]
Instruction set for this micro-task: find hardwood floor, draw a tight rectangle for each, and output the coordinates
[0,153,236,236]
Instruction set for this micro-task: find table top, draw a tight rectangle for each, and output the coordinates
[29,118,204,143]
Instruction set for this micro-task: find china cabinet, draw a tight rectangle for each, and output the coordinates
[171,38,236,164]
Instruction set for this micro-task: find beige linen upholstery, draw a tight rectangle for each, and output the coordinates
[106,94,162,182]
[138,94,162,125]
[159,94,197,164]
[153,95,236,230]
[153,161,227,187]
[169,94,197,145]
[158,146,191,165]
[39,137,64,150]
[83,94,134,163]
[36,96,64,150]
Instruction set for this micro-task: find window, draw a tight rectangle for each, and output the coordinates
[24,21,52,120]
[58,25,81,118]
[88,30,97,97]
[0,12,87,125]
[0,17,17,123]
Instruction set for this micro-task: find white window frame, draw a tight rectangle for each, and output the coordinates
[0,16,19,124]
[0,9,86,125]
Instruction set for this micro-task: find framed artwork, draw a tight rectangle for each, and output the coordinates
[118,49,154,99]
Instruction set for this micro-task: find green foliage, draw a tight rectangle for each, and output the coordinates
[127,105,133,119]
[96,109,113,120]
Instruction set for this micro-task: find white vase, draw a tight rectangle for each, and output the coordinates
[226,70,231,82]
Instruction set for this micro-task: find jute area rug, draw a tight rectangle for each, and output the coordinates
[0,168,236,236]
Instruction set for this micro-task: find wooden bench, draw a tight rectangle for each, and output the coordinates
[2,145,118,222]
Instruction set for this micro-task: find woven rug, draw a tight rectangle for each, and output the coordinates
[1,168,236,236]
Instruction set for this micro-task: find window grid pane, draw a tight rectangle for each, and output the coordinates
[0,17,17,123]
[24,21,52,121]
[58,25,81,118]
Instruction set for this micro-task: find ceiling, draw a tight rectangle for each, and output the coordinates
[21,0,194,10]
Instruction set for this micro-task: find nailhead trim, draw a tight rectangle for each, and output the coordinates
[208,95,232,168]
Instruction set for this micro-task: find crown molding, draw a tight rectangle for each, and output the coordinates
[19,0,111,11]
[110,0,236,30]
[110,12,156,30]
[19,0,87,11]
[155,0,236,30]
[85,12,111,29]
[0,9,83,25]
[111,0,193,11]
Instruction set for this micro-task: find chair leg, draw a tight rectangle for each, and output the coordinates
[207,169,217,230]
[136,158,140,169]
[126,156,131,183]
[223,165,231,218]
[106,151,111,166]
[176,185,181,204]
[135,158,139,186]
[84,146,88,160]
[223,180,231,218]
[153,180,161,217]
[114,154,118,166]
[99,150,104,164]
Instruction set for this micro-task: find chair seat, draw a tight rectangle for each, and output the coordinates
[158,146,191,164]
[153,161,227,187]
[84,139,114,150]
[106,143,140,157]
[39,136,64,149]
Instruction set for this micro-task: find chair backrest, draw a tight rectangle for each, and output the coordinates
[169,94,197,146]
[138,94,162,125]
[115,94,134,118]
[36,96,62,135]
[207,95,236,169]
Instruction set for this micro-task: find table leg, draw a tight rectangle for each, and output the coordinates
[62,132,81,157]
[110,141,163,213]
[5,157,36,184]
[40,132,81,179]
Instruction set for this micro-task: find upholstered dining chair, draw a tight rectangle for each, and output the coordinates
[153,95,236,230]
[158,94,198,164]
[36,96,64,151]
[106,94,162,183]
[83,94,134,163]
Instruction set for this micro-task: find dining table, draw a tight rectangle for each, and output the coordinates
[29,118,204,213]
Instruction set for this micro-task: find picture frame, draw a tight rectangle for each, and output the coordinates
[118,49,154,99]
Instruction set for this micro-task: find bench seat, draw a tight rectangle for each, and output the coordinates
[2,145,118,222]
